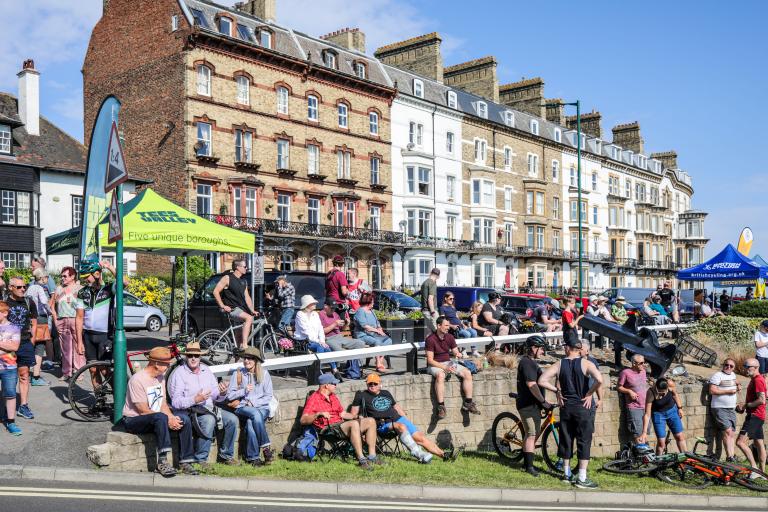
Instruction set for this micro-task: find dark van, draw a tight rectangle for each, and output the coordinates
[436,287,496,312]
[182,270,325,335]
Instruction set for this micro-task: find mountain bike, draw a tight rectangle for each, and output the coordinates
[603,437,768,492]
[67,333,211,422]
[491,392,562,473]
[197,309,279,365]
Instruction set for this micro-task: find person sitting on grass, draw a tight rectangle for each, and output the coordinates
[121,347,191,477]
[226,346,275,467]
[351,373,460,464]
[426,316,480,420]
[639,378,687,456]
[300,372,381,470]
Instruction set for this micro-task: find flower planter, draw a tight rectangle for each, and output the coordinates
[380,318,426,344]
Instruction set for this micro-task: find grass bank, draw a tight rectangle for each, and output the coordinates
[202,451,763,497]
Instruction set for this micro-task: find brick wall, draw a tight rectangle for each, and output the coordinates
[88,367,723,471]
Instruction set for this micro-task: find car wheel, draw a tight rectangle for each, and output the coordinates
[146,316,162,332]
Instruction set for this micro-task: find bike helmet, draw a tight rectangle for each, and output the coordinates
[78,257,102,277]
[632,443,653,456]
[525,334,547,348]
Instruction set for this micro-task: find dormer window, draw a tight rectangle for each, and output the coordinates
[355,62,366,79]
[504,111,514,127]
[413,79,424,98]
[611,146,620,159]
[637,155,646,169]
[189,8,209,28]
[237,24,252,41]
[0,124,11,154]
[323,50,338,69]
[258,29,272,49]
[477,101,488,119]
[447,91,457,109]
[218,17,232,36]
[530,119,539,135]
[594,140,602,154]
[554,128,562,143]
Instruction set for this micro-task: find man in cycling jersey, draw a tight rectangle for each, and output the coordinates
[516,335,553,477]
[213,259,256,350]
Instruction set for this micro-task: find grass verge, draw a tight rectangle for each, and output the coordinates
[201,451,765,497]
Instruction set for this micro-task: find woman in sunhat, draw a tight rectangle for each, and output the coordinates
[226,346,274,466]
[294,294,344,380]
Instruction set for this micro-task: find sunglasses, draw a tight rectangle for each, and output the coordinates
[243,356,258,361]
[367,382,379,387]
[633,361,646,366]
[187,354,201,359]
[446,297,454,300]
[11,285,27,290]
[723,363,735,368]
[745,365,758,369]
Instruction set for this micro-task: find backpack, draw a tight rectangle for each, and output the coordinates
[281,427,319,461]
[344,358,362,380]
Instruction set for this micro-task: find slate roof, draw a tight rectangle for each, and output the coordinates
[0,92,86,173]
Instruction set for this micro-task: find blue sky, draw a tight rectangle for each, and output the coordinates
[2,0,766,259]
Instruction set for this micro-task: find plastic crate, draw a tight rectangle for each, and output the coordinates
[674,334,717,367]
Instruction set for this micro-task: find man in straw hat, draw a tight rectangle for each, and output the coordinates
[168,341,239,467]
[122,346,193,477]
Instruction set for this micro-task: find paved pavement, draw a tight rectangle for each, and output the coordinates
[1,472,766,512]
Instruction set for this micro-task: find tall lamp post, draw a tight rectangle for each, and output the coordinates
[399,219,407,291]
[546,100,583,298]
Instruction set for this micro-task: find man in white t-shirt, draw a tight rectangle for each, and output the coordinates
[709,358,741,462]
[755,320,768,377]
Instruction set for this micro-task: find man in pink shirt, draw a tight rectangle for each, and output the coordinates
[318,298,365,352]
[617,354,651,443]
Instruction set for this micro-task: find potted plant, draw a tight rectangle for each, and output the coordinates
[375,299,425,344]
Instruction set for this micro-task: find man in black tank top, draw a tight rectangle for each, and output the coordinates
[539,338,602,489]
[213,259,256,349]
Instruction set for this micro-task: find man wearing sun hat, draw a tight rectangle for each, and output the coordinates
[168,341,239,467]
[351,373,458,464]
[122,346,192,477]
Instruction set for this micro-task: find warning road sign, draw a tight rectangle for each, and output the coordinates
[105,121,128,192]
[108,191,123,243]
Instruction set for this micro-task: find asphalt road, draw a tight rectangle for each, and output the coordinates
[0,479,761,512]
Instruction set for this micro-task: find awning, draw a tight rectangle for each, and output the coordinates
[677,244,768,281]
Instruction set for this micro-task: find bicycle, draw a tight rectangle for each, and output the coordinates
[197,308,279,365]
[67,333,212,422]
[603,437,768,492]
[491,392,562,473]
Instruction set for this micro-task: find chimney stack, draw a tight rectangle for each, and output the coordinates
[375,33,444,82]
[17,59,39,137]
[650,150,678,170]
[320,28,366,53]
[544,98,564,124]
[611,121,643,153]
[498,77,544,117]
[566,110,602,139]
[237,0,276,22]
[444,56,499,102]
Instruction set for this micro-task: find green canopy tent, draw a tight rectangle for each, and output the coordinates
[46,188,255,331]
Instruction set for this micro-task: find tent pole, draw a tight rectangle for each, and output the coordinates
[251,252,256,314]
[184,253,189,334]
[169,255,176,336]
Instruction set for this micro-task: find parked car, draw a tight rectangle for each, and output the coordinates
[599,287,656,314]
[413,286,496,312]
[124,292,167,332]
[500,293,549,319]
[373,290,421,313]
[182,269,325,335]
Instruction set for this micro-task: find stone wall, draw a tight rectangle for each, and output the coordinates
[89,367,723,472]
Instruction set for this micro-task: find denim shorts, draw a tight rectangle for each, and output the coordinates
[378,415,418,436]
[652,405,684,438]
[758,356,768,376]
[0,368,19,398]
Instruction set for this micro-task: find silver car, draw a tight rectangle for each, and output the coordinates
[124,292,167,332]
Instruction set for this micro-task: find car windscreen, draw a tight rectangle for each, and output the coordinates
[620,289,656,306]
[387,292,420,308]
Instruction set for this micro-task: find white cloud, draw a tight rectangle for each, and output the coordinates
[0,0,100,90]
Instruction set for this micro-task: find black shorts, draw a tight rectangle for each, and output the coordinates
[16,342,36,368]
[84,331,112,362]
[557,404,595,460]
[740,414,765,440]
[484,324,501,336]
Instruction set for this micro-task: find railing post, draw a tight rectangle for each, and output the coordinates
[406,343,419,375]
[306,358,321,386]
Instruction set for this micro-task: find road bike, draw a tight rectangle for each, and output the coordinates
[491,392,562,473]
[197,308,280,365]
[603,437,768,492]
[67,333,211,422]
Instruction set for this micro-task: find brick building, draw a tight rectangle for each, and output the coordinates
[84,0,399,285]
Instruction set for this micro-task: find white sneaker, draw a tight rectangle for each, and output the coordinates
[420,453,433,464]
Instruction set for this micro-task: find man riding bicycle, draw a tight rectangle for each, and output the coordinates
[213,259,257,350]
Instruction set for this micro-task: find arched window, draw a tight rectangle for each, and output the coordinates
[236,76,249,105]
[196,65,211,96]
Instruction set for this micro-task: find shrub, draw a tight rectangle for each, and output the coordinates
[2,267,33,284]
[689,315,762,350]
[729,300,768,318]
[127,276,190,320]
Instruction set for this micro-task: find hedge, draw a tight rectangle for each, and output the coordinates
[689,315,764,350]
[729,300,768,318]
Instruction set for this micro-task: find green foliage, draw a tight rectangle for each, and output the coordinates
[2,267,33,284]
[405,310,424,321]
[126,276,190,320]
[689,315,763,350]
[184,256,214,289]
[729,300,768,318]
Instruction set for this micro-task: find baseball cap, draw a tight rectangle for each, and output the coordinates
[318,373,340,385]
[324,297,337,307]
[761,320,768,329]
[366,373,381,384]
[430,267,440,276]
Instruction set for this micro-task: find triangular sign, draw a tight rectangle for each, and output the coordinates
[107,191,123,244]
[104,121,128,192]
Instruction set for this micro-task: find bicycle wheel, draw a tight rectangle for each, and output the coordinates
[259,331,281,360]
[68,361,117,422]
[540,422,562,474]
[491,411,524,462]
[198,329,234,365]
[731,465,768,492]
[602,457,659,475]
[656,462,713,490]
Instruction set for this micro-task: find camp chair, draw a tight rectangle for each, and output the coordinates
[316,423,355,462]
[375,425,402,457]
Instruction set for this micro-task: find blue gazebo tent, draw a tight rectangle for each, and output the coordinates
[677,244,768,281]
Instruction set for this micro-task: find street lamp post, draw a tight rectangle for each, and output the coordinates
[399,220,407,291]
